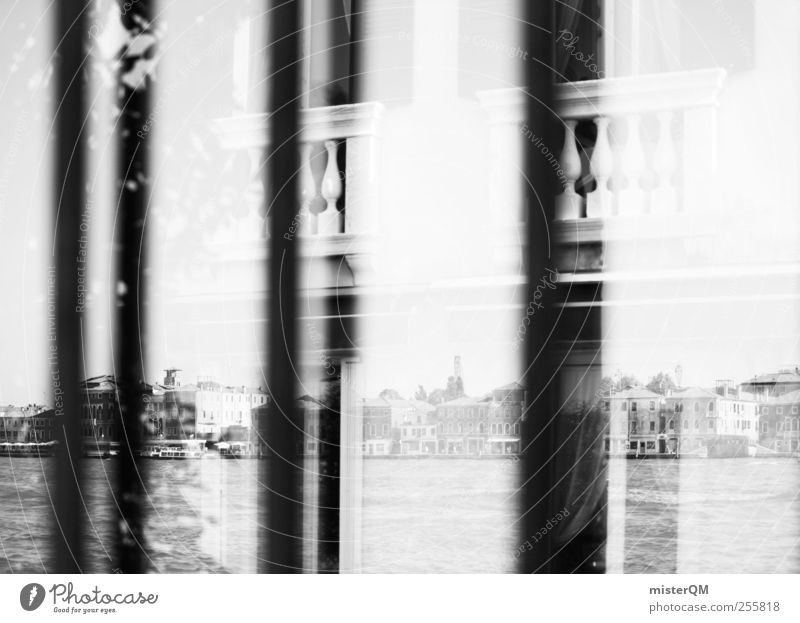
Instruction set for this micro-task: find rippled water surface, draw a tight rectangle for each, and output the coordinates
[1,457,798,573]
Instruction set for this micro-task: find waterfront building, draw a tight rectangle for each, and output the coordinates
[487,382,524,455]
[610,382,759,457]
[667,384,758,457]
[759,390,800,454]
[435,396,490,455]
[162,371,267,442]
[0,405,54,443]
[609,387,665,456]
[80,375,170,442]
[79,375,124,441]
[362,398,393,455]
[399,400,437,455]
[740,369,800,401]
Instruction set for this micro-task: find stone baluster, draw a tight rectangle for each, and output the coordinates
[617,114,645,216]
[651,111,677,214]
[298,142,317,235]
[586,116,613,218]
[318,140,343,235]
[555,119,583,220]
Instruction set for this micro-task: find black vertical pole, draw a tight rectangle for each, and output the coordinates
[348,0,362,104]
[52,0,90,574]
[261,0,303,573]
[520,0,560,574]
[114,1,155,573]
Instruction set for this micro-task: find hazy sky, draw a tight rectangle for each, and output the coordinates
[2,0,799,407]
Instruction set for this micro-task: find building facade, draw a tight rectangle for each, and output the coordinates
[0,405,55,443]
[362,398,393,456]
[759,390,800,453]
[609,383,759,457]
[740,369,800,401]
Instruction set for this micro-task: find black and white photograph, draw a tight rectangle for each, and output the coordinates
[0,0,798,619]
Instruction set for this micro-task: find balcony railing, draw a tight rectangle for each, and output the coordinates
[210,101,384,285]
[212,102,382,233]
[477,68,727,223]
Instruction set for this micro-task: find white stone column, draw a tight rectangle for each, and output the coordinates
[339,358,363,572]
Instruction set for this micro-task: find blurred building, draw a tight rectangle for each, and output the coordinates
[362,398,393,456]
[740,369,800,401]
[759,390,800,454]
[0,404,54,443]
[610,382,759,457]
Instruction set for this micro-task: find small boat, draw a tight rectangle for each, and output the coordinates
[82,440,122,459]
[138,439,206,459]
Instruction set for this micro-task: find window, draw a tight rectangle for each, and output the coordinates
[683,419,688,430]
[694,402,699,413]
[793,406,799,415]
[778,422,784,432]
[708,402,714,413]
[762,422,768,433]
[668,419,674,430]
[763,406,769,415]
[621,401,627,411]
[777,407,784,415]
[649,401,655,411]
[646,441,656,450]
[649,421,655,432]
[631,401,637,412]
[695,420,700,429]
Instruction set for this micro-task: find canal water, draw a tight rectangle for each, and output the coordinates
[0,457,797,573]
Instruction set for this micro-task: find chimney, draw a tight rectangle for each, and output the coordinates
[715,379,732,398]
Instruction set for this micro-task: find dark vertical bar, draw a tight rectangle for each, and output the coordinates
[114,1,155,573]
[520,2,607,573]
[261,0,303,573]
[348,0,362,104]
[52,0,90,574]
[519,0,560,574]
[317,373,341,573]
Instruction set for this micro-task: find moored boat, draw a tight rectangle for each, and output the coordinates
[137,439,206,459]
